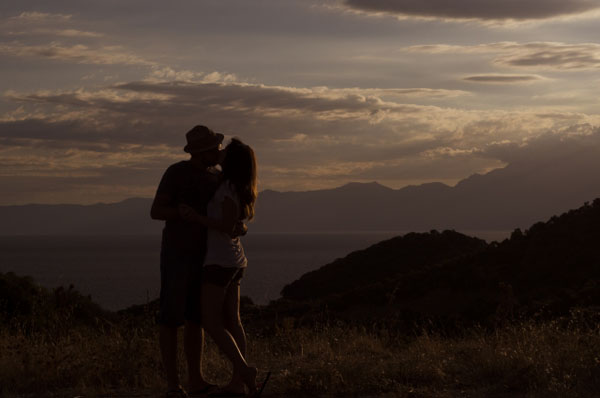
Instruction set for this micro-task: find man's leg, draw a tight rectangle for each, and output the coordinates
[159,324,180,391]
[158,247,187,392]
[184,252,214,392]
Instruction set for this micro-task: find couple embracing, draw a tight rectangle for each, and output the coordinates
[151,125,268,398]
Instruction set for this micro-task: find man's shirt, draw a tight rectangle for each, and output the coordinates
[156,161,220,253]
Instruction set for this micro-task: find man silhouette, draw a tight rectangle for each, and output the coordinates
[151,125,224,397]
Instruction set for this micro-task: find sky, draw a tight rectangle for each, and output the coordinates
[1,0,600,205]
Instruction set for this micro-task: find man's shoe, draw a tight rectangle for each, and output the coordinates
[166,386,189,398]
[188,383,218,397]
[208,391,245,398]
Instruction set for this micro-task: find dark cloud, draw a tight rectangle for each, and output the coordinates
[404,42,600,71]
[0,0,376,39]
[0,117,169,149]
[0,43,154,66]
[481,125,600,163]
[115,81,424,115]
[343,0,600,21]
[4,79,596,159]
[463,74,544,84]
[4,81,433,148]
[496,43,600,70]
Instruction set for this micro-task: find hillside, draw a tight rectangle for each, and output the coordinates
[0,271,111,331]
[277,199,600,325]
[281,230,487,300]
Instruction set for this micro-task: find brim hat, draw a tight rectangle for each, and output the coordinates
[183,125,224,153]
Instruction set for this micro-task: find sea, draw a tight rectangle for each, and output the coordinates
[0,231,510,311]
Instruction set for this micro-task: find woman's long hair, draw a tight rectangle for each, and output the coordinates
[222,138,258,221]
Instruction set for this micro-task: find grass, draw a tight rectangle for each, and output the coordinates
[1,309,600,397]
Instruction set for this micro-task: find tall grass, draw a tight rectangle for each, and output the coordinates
[1,309,599,397]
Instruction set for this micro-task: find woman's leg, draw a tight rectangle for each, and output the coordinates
[222,281,247,391]
[225,280,247,359]
[201,282,257,392]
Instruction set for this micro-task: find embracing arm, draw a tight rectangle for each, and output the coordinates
[179,197,238,236]
[150,193,180,221]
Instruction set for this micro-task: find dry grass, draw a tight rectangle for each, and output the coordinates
[1,312,600,398]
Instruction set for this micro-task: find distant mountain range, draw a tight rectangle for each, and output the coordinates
[0,198,160,236]
[254,151,600,232]
[2,153,600,235]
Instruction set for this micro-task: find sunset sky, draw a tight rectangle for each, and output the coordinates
[1,0,600,204]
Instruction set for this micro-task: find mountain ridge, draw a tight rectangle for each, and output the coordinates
[2,152,600,235]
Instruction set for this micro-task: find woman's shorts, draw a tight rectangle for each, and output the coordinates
[203,264,245,288]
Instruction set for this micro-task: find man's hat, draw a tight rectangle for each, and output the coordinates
[183,125,224,153]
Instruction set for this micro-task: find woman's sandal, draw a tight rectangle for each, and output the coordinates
[250,371,271,398]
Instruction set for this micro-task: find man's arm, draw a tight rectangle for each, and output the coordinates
[150,192,180,221]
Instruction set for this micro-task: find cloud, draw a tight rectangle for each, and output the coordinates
[8,11,72,22]
[5,79,599,147]
[1,3,599,204]
[1,11,103,40]
[463,74,545,84]
[405,42,520,54]
[0,138,177,204]
[341,0,600,22]
[2,77,600,202]
[7,81,434,126]
[147,67,238,83]
[7,28,104,38]
[404,42,600,71]
[0,42,155,66]
[479,125,600,167]
[319,87,471,99]
[497,43,600,70]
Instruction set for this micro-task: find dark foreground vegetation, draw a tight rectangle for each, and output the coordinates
[2,199,600,397]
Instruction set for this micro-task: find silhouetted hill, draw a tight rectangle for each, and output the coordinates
[0,270,256,333]
[0,271,111,331]
[276,199,600,325]
[282,230,487,300]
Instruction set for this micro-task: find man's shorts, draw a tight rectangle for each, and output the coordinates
[157,247,205,327]
[203,264,245,288]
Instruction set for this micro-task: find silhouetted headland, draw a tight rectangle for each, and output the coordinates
[266,198,600,328]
